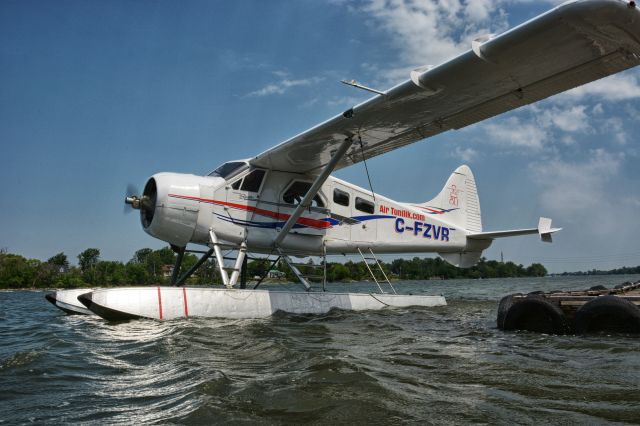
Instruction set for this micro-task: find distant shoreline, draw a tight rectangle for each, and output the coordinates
[5,272,640,292]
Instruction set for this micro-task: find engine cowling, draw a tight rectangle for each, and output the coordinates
[140,172,214,247]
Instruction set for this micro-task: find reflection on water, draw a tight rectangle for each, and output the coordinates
[1,275,639,424]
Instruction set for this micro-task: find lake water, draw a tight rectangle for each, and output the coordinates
[1,275,639,424]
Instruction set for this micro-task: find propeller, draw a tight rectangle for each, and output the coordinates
[126,183,139,198]
[124,182,155,216]
[124,183,140,214]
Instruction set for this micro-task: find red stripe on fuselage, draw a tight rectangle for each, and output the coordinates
[168,194,332,229]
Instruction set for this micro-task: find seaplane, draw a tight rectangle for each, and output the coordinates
[46,0,640,320]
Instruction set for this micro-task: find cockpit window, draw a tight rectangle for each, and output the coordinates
[283,181,325,208]
[240,169,265,192]
[208,161,248,179]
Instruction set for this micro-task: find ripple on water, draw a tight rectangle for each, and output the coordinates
[0,350,42,370]
[1,278,640,424]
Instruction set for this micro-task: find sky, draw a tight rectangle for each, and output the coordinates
[1,0,639,273]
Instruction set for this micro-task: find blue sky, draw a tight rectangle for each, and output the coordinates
[1,0,639,272]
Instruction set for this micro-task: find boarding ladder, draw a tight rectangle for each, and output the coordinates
[357,247,396,294]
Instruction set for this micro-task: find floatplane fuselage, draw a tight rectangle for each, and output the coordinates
[134,162,555,269]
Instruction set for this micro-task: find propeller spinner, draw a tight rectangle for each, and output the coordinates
[124,178,158,229]
[124,183,141,212]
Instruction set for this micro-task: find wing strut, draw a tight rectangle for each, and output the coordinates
[274,138,354,247]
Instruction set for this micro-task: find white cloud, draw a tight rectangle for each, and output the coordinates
[355,0,637,155]
[626,197,640,207]
[508,0,565,4]
[300,97,320,108]
[361,0,509,82]
[591,103,604,115]
[559,73,640,102]
[530,149,624,214]
[481,116,547,150]
[327,95,368,107]
[538,105,591,133]
[246,77,324,97]
[560,135,576,146]
[602,117,627,145]
[465,0,494,21]
[452,146,478,162]
[358,0,640,107]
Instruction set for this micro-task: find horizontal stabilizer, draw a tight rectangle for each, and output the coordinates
[538,217,562,243]
[468,217,561,243]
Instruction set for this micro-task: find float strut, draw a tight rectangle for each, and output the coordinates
[170,247,185,286]
[209,229,230,286]
[253,256,281,289]
[240,254,248,289]
[228,242,247,287]
[175,248,214,286]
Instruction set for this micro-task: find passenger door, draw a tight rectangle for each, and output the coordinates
[350,191,377,243]
[328,182,352,241]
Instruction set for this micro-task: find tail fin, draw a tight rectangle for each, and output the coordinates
[421,165,482,232]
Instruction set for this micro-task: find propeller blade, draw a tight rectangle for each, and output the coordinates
[126,183,139,197]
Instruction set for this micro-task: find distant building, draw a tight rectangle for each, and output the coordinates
[267,269,285,279]
[161,264,174,278]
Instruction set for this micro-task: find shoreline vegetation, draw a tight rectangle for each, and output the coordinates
[0,247,636,290]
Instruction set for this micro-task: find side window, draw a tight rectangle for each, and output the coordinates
[231,179,242,190]
[333,188,349,207]
[355,197,374,214]
[240,169,265,192]
[283,181,325,208]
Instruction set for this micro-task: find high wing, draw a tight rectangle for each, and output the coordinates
[250,0,640,174]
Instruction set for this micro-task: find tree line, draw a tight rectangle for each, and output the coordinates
[555,265,640,276]
[0,247,550,289]
[0,247,213,289]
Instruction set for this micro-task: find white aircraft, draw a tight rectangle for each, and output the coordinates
[50,0,640,320]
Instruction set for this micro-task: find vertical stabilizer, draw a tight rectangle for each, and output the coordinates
[421,165,482,233]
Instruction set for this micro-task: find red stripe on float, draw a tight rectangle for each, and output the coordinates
[157,286,163,320]
[182,287,189,317]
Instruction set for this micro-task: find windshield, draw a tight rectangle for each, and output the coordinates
[207,161,248,179]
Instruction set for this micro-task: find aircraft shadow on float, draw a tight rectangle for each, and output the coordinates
[46,0,640,321]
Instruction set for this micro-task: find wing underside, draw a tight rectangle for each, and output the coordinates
[250,0,640,174]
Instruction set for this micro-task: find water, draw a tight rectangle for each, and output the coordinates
[1,275,639,425]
